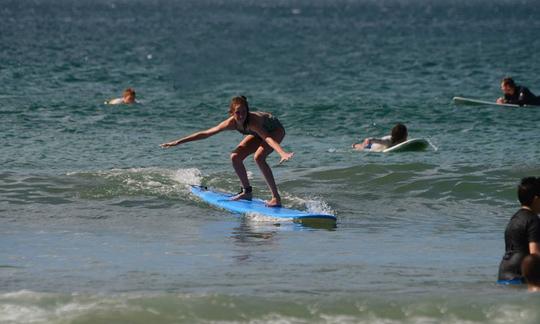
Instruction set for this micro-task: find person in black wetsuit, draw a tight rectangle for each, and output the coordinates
[160,96,293,207]
[498,177,540,283]
[496,77,540,106]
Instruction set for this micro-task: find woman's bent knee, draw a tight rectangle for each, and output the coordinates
[231,152,246,163]
[253,153,266,164]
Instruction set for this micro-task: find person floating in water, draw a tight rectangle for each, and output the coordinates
[498,177,540,284]
[496,77,540,106]
[105,88,137,105]
[160,96,294,207]
[522,254,540,292]
[352,123,408,152]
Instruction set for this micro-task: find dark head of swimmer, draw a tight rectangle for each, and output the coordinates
[229,96,250,130]
[518,177,540,213]
[390,123,408,146]
[123,88,136,104]
[501,77,517,97]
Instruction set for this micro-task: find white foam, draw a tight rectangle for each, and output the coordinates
[245,211,292,223]
[67,167,203,197]
[284,194,335,216]
[0,291,132,324]
[426,138,439,152]
[0,304,48,323]
[171,168,202,186]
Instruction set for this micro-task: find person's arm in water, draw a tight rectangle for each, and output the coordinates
[498,90,519,104]
[369,137,392,146]
[352,137,390,150]
[249,122,294,164]
[160,118,235,148]
[528,215,540,255]
[530,242,540,255]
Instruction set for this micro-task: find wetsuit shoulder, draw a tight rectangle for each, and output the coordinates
[518,86,540,106]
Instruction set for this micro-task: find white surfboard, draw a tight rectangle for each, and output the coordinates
[382,138,429,153]
[452,96,529,108]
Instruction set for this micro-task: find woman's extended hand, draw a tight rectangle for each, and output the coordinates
[160,140,180,148]
[279,152,295,165]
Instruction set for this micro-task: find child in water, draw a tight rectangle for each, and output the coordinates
[522,254,540,292]
[352,123,408,152]
[160,96,294,207]
[105,88,137,105]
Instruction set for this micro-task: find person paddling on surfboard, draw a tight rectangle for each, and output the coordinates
[496,77,540,106]
[352,123,408,152]
[160,96,293,207]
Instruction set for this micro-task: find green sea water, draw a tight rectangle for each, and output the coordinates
[2,0,540,322]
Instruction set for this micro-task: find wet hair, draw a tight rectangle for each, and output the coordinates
[390,123,408,145]
[229,96,250,130]
[518,177,540,207]
[501,77,516,89]
[522,254,540,286]
[123,88,136,98]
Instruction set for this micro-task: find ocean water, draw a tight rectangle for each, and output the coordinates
[2,0,540,322]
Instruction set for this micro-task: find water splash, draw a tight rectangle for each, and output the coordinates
[67,167,202,199]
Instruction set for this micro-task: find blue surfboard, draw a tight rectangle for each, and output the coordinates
[190,185,336,225]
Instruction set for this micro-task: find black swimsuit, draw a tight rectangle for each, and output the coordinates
[236,112,283,137]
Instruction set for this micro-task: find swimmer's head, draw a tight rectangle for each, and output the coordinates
[229,96,250,126]
[501,77,516,96]
[391,123,408,145]
[522,254,540,288]
[123,88,136,104]
[518,177,540,209]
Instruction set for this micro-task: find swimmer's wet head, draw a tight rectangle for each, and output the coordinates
[391,123,408,146]
[123,88,136,104]
[501,77,516,96]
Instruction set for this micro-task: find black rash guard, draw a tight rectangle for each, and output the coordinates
[498,208,540,281]
[504,85,540,106]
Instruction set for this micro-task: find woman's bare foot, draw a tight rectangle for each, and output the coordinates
[231,186,252,201]
[265,196,281,207]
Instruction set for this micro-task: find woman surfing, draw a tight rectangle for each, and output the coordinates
[160,96,293,207]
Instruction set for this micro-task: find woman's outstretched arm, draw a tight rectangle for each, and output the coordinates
[160,118,234,148]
